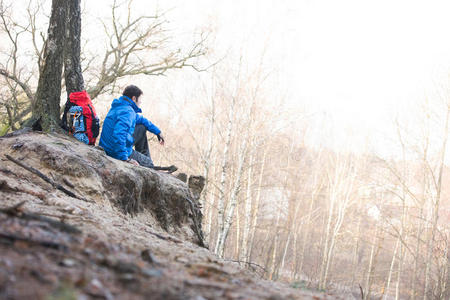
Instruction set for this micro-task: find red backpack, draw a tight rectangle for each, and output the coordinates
[61,90,100,145]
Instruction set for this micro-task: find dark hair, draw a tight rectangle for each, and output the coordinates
[123,85,143,100]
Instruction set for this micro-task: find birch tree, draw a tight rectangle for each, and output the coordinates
[214,80,237,256]
[318,152,357,290]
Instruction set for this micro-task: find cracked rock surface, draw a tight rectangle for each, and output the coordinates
[0,132,342,299]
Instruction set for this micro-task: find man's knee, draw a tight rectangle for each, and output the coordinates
[133,124,147,142]
[134,124,146,136]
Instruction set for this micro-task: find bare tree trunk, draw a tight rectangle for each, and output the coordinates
[382,237,399,300]
[247,148,267,262]
[214,95,235,255]
[205,191,216,244]
[200,92,215,210]
[202,96,216,245]
[297,175,322,280]
[423,106,449,300]
[291,225,299,280]
[63,0,84,96]
[319,155,355,290]
[319,180,336,289]
[269,206,282,280]
[234,198,240,259]
[216,135,248,258]
[241,150,254,262]
[321,181,353,290]
[279,224,292,277]
[205,157,218,244]
[351,197,363,288]
[411,207,424,300]
[31,0,67,131]
[365,221,382,300]
[395,205,409,300]
[275,141,298,278]
[438,240,448,299]
[395,234,404,300]
[280,191,303,278]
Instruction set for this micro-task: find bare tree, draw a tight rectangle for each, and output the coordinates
[0,0,209,132]
[85,0,209,99]
[31,0,67,131]
[0,0,36,131]
[318,152,357,290]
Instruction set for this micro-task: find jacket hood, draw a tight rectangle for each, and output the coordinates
[111,96,142,113]
[69,90,91,104]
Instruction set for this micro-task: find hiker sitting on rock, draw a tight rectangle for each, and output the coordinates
[99,85,176,173]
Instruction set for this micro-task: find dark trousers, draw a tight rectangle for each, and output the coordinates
[131,124,154,168]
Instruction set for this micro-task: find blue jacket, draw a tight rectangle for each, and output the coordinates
[99,96,161,161]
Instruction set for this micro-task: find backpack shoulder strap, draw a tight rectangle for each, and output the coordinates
[87,104,96,119]
[61,97,74,130]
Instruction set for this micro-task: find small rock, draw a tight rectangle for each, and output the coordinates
[141,249,157,264]
[85,278,114,300]
[59,258,77,267]
[89,278,103,291]
[82,248,93,256]
[188,175,205,200]
[141,268,163,278]
[30,269,57,284]
[176,173,187,182]
[114,261,140,274]
[11,142,24,150]
[0,258,13,269]
[175,256,189,264]
[118,273,138,282]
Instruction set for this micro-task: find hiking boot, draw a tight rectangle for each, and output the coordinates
[166,165,178,174]
[152,165,178,174]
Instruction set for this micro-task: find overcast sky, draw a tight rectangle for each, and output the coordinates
[142,0,450,151]
[86,0,450,155]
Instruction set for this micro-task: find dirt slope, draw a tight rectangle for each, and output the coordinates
[0,131,343,300]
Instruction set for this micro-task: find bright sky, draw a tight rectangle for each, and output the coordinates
[144,0,450,154]
[86,0,450,155]
[5,0,450,153]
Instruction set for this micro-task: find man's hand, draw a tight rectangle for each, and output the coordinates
[157,134,165,146]
[128,159,139,166]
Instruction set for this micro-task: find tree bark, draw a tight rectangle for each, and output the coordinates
[64,0,84,96]
[32,0,67,131]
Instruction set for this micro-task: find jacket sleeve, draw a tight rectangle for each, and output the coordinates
[136,114,161,135]
[112,110,133,160]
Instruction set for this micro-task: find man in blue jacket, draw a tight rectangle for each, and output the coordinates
[99,85,176,172]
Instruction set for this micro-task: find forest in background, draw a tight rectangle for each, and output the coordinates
[0,0,449,299]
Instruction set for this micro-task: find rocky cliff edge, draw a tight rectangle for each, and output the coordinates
[0,131,342,300]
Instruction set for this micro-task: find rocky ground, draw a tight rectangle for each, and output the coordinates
[0,131,343,300]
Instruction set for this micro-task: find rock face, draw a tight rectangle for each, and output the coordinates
[0,131,342,299]
[0,131,204,246]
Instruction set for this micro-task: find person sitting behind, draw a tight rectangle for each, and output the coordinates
[99,85,164,168]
